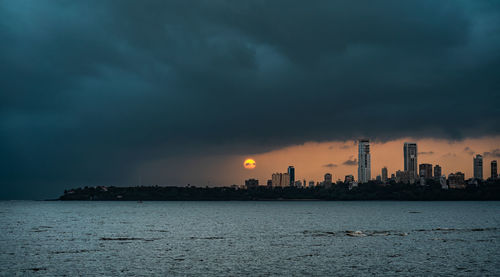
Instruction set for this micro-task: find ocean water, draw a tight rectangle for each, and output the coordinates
[0,201,499,276]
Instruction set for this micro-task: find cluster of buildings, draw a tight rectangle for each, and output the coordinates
[245,139,498,190]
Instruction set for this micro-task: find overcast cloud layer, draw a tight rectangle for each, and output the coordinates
[1,1,500,198]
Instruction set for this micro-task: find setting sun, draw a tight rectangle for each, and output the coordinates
[244,158,256,169]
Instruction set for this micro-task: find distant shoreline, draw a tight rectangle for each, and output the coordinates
[58,180,500,201]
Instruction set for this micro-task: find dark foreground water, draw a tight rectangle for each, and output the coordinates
[1,201,499,276]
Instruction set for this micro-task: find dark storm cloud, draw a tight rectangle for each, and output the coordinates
[1,1,500,198]
[343,158,358,166]
[323,163,338,168]
[483,149,500,158]
[464,147,475,155]
[329,144,353,150]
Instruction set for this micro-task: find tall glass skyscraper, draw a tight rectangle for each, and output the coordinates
[404,142,418,180]
[287,166,295,186]
[358,139,371,183]
[473,154,483,180]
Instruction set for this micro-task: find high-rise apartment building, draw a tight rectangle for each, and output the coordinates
[396,170,410,184]
[358,139,371,183]
[287,166,295,186]
[448,172,465,188]
[473,154,483,180]
[434,165,442,179]
[381,167,388,182]
[271,173,290,187]
[419,163,433,179]
[492,160,498,179]
[404,143,418,180]
[324,173,332,188]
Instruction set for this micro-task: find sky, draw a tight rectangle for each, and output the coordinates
[1,1,500,199]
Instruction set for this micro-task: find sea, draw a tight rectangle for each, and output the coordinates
[1,201,499,276]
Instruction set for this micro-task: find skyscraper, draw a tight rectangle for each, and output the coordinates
[324,173,332,188]
[271,173,280,187]
[282,173,290,187]
[381,167,388,182]
[358,139,371,183]
[492,160,498,179]
[271,173,290,187]
[473,154,483,180]
[404,143,418,181]
[287,166,295,186]
[434,165,442,179]
[419,164,433,179]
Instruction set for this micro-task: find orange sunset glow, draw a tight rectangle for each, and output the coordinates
[137,136,500,187]
[232,136,500,185]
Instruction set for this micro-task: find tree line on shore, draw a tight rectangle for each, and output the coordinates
[59,179,500,201]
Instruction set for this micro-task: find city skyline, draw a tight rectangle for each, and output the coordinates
[248,139,499,187]
[3,133,499,199]
[231,138,500,185]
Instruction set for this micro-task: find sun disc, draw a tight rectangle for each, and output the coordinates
[244,158,256,169]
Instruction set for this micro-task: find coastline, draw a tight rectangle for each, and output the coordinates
[57,179,500,201]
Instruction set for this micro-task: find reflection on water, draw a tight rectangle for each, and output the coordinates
[1,201,499,276]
